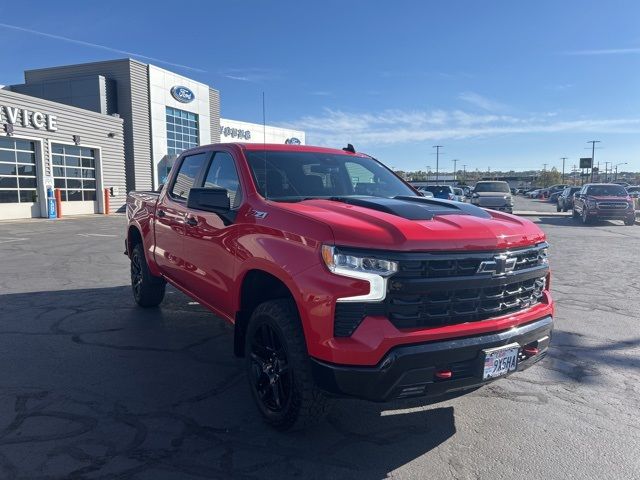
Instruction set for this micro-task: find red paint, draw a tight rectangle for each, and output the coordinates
[435,370,452,379]
[126,143,554,367]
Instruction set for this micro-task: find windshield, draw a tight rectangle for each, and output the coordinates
[244,150,415,200]
[586,185,628,196]
[422,185,452,194]
[474,182,510,193]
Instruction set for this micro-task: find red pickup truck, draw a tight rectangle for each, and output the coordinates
[126,143,553,430]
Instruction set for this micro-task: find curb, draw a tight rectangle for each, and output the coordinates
[513,211,570,217]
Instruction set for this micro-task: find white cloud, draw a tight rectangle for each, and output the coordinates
[458,91,508,112]
[0,22,205,73]
[219,68,281,83]
[564,48,640,55]
[276,108,640,147]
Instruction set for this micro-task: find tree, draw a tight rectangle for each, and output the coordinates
[538,167,562,187]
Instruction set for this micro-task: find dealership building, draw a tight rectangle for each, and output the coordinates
[1,58,304,220]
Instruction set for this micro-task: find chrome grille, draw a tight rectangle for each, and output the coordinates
[597,201,628,210]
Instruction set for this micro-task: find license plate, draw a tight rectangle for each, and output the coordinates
[482,343,519,380]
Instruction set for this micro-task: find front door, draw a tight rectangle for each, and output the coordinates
[154,151,210,284]
[181,151,243,319]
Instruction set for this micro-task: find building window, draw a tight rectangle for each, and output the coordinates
[0,137,37,204]
[51,144,97,201]
[166,106,199,155]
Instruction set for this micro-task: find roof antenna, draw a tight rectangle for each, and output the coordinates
[343,143,356,153]
[262,91,267,199]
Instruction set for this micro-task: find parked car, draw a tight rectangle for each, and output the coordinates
[126,143,553,430]
[549,191,562,204]
[470,181,514,213]
[625,186,640,196]
[556,186,581,212]
[453,187,466,202]
[528,189,541,198]
[416,187,434,198]
[572,183,635,225]
[420,184,456,200]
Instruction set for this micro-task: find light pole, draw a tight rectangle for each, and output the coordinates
[433,145,443,184]
[561,157,567,184]
[614,162,627,181]
[452,159,459,184]
[463,164,467,185]
[604,161,611,182]
[587,140,601,182]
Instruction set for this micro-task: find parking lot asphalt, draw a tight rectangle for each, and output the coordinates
[0,213,639,479]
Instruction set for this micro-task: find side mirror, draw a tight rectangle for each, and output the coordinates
[187,187,230,213]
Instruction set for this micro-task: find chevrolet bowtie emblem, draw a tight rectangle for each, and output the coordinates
[477,254,517,275]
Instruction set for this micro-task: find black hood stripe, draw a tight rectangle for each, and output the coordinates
[332,196,491,221]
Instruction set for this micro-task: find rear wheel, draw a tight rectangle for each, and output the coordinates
[130,243,166,307]
[245,299,329,431]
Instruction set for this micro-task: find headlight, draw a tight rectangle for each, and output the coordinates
[322,245,397,277]
[321,245,398,302]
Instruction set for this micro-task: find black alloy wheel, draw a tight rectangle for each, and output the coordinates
[131,251,143,298]
[130,243,166,307]
[249,322,292,415]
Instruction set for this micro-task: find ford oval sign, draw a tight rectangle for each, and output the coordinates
[285,137,301,145]
[171,86,195,103]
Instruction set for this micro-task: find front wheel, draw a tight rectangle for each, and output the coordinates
[556,204,561,212]
[624,217,636,226]
[572,208,579,219]
[245,299,329,431]
[581,208,591,225]
[130,243,166,307]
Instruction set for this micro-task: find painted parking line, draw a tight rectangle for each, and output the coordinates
[0,237,29,244]
[76,233,118,237]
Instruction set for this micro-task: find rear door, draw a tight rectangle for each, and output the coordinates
[154,151,211,283]
[181,150,244,318]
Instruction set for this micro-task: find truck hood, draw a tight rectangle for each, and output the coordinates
[273,196,544,251]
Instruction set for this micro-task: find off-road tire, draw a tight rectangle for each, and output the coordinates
[130,243,166,307]
[245,299,330,431]
[624,217,636,226]
[581,208,591,225]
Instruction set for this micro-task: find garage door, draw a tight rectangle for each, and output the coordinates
[52,144,97,213]
[0,137,38,205]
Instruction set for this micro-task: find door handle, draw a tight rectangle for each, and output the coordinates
[157,210,166,218]
[185,216,198,227]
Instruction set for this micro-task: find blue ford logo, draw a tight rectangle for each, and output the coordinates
[170,86,195,103]
[285,137,301,145]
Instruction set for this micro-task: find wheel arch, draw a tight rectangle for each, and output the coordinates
[234,268,302,357]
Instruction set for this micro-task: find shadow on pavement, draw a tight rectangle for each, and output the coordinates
[0,286,457,479]
[532,216,630,227]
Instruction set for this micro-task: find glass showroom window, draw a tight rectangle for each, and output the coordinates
[0,137,38,204]
[166,106,199,156]
[51,144,97,201]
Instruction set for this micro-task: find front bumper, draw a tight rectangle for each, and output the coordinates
[471,201,513,213]
[588,209,635,220]
[311,315,552,402]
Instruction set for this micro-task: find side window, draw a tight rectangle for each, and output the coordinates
[202,152,243,209]
[170,153,209,200]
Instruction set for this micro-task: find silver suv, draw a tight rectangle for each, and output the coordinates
[471,181,514,214]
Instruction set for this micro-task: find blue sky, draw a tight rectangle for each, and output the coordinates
[1,0,639,172]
